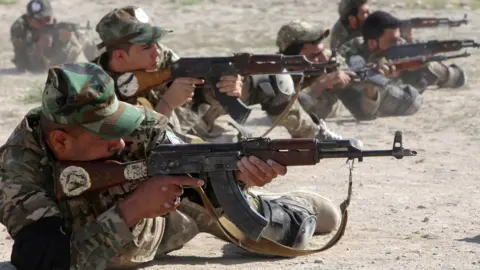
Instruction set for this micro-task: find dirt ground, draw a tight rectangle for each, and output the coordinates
[0,0,479,269]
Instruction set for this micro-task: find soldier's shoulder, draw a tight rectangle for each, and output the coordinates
[338,36,364,58]
[10,15,29,34]
[0,115,46,180]
[121,107,171,158]
[157,43,180,70]
[331,19,346,33]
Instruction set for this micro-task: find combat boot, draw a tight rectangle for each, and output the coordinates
[248,190,341,235]
[178,190,341,250]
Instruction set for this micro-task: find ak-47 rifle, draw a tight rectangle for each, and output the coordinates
[118,53,338,124]
[351,52,472,87]
[400,14,468,29]
[40,21,91,36]
[54,131,416,242]
[383,39,480,60]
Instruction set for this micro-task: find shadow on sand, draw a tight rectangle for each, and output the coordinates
[134,243,286,268]
[457,234,480,244]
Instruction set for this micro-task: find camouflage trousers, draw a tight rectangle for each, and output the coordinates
[106,191,340,269]
[173,100,325,143]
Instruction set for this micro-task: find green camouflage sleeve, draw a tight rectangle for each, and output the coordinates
[0,147,62,237]
[329,20,349,49]
[10,16,34,71]
[10,16,51,72]
[0,147,135,270]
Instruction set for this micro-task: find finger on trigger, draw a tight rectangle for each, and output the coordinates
[167,176,204,187]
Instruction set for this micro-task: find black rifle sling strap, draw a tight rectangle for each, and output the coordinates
[192,159,354,257]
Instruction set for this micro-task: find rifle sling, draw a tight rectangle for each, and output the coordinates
[260,75,304,138]
[192,164,352,257]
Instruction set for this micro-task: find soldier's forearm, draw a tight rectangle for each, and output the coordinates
[155,98,174,117]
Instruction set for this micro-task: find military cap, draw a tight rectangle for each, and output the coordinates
[41,62,145,139]
[95,6,172,49]
[276,20,330,52]
[26,0,53,19]
[338,0,368,19]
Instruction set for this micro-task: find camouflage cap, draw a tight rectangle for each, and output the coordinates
[338,0,368,19]
[41,62,145,139]
[95,6,172,49]
[276,20,330,52]
[26,0,53,19]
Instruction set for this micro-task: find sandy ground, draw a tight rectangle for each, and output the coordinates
[0,0,479,269]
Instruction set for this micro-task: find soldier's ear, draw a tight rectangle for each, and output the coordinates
[111,49,129,63]
[348,15,358,29]
[48,130,72,158]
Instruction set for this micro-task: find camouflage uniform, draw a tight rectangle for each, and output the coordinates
[0,62,341,269]
[276,20,382,121]
[93,7,348,143]
[10,0,98,73]
[330,0,366,49]
[338,37,424,117]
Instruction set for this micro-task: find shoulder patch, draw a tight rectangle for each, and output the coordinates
[116,73,139,97]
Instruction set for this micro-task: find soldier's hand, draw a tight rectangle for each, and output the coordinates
[119,176,204,226]
[377,60,400,79]
[330,71,356,89]
[216,75,243,97]
[236,156,287,187]
[163,77,204,109]
[36,33,53,51]
[59,30,72,42]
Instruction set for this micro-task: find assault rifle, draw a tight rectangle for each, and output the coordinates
[351,52,471,87]
[120,53,338,124]
[400,14,468,29]
[383,39,480,60]
[40,21,91,35]
[54,131,416,241]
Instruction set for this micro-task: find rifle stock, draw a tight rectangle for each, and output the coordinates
[55,131,416,241]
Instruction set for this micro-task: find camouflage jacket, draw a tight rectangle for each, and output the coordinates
[337,37,423,117]
[94,44,246,141]
[10,15,96,73]
[329,19,361,50]
[0,107,187,269]
[92,44,195,135]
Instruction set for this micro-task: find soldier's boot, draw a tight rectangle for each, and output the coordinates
[423,62,467,89]
[248,190,341,236]
[315,119,364,150]
[177,190,340,250]
[273,100,363,149]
